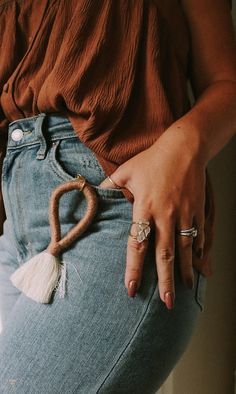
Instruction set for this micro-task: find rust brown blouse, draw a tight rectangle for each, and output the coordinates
[0,0,216,276]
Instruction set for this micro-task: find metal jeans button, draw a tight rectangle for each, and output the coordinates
[11,129,24,142]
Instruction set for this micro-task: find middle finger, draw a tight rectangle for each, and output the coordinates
[155,218,175,310]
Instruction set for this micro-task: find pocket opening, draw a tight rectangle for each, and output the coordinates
[48,139,126,199]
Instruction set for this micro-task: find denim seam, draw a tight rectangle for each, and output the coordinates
[9,114,45,125]
[48,144,74,182]
[48,143,126,199]
[49,157,72,183]
[1,156,27,261]
[95,282,158,393]
[7,142,41,150]
[14,153,28,256]
[50,134,77,140]
[7,133,77,151]
[53,139,105,174]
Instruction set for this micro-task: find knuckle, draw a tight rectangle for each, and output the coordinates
[159,277,173,287]
[181,201,193,215]
[159,248,175,264]
[180,237,193,249]
[180,262,193,273]
[128,238,148,254]
[127,267,142,277]
[165,205,176,220]
[134,198,152,211]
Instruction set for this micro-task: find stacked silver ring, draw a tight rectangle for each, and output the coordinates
[177,226,198,238]
[108,174,197,241]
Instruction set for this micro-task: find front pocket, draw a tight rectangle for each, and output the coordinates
[48,139,126,199]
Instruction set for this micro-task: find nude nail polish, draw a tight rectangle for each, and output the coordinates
[128,280,137,297]
[164,292,174,310]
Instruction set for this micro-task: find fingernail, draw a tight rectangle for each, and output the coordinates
[186,277,194,290]
[196,248,204,259]
[164,292,174,310]
[128,280,138,297]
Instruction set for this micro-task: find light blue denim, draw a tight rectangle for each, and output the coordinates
[0,113,207,393]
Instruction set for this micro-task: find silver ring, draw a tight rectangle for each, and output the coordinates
[107,175,121,189]
[129,219,151,243]
[177,226,198,238]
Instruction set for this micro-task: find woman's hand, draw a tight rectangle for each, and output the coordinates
[100,0,236,310]
[99,128,207,309]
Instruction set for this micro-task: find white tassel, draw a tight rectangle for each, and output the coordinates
[55,261,67,299]
[9,175,98,304]
[10,251,63,304]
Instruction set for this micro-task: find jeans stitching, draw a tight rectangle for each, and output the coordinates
[1,159,27,261]
[95,282,158,393]
[48,141,125,199]
[6,133,77,151]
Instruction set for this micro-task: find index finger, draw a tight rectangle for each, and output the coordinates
[125,205,152,297]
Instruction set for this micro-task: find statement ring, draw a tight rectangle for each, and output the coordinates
[129,219,151,243]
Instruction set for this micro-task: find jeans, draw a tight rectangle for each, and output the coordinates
[0,113,207,393]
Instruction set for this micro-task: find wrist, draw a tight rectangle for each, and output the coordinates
[158,116,211,166]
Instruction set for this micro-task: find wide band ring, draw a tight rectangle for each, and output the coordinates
[177,226,198,238]
[129,219,151,243]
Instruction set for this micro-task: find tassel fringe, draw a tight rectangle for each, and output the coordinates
[9,175,98,304]
[55,261,67,299]
[10,251,61,304]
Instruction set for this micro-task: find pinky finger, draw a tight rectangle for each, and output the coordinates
[193,214,205,260]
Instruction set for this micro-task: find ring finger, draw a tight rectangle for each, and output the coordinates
[176,215,195,289]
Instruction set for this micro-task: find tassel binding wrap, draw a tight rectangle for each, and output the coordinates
[10,174,98,304]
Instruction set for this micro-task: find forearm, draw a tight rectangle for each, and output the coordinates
[161,80,236,164]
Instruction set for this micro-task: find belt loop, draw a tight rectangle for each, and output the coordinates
[35,113,47,160]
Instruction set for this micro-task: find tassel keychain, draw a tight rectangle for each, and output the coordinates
[10,174,98,304]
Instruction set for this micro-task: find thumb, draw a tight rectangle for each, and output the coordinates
[98,165,129,190]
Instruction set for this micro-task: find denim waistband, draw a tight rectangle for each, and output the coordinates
[7,113,78,151]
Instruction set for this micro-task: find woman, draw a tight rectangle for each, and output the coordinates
[0,0,235,393]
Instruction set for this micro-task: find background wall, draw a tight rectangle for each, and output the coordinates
[158,3,236,394]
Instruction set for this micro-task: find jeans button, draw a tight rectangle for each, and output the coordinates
[11,128,24,142]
